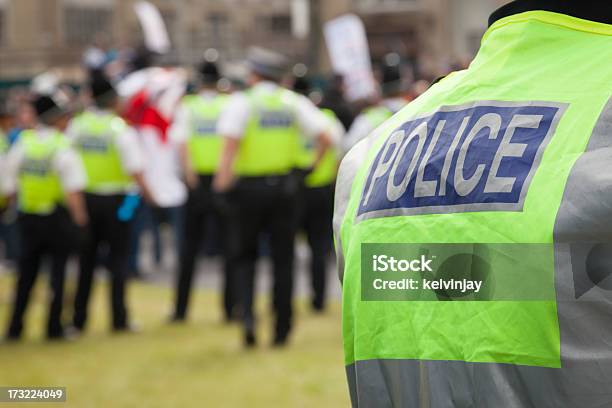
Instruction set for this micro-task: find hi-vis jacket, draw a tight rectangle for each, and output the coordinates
[334,9,612,408]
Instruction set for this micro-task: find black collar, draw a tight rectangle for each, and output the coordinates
[489,0,612,27]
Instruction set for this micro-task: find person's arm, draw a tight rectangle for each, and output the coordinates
[2,142,24,204]
[212,93,249,193]
[312,131,332,170]
[65,190,88,227]
[296,95,334,170]
[115,124,157,206]
[132,171,155,205]
[213,137,240,193]
[56,148,88,226]
[178,142,198,190]
[169,104,198,189]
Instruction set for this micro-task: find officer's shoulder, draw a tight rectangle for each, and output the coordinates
[278,88,304,104]
[337,135,377,199]
[181,94,199,104]
[225,91,250,110]
[109,115,128,133]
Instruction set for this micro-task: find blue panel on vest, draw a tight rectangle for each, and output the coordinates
[357,103,563,218]
[77,136,111,153]
[195,119,218,135]
[21,158,53,176]
[258,110,293,128]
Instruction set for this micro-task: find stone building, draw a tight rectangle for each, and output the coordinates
[0,0,506,81]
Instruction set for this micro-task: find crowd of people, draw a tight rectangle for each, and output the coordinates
[0,45,421,347]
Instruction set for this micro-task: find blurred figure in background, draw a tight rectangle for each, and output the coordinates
[214,47,332,347]
[3,95,87,341]
[119,48,188,277]
[0,117,10,265]
[170,57,236,322]
[82,33,115,79]
[6,102,36,146]
[293,74,344,312]
[411,79,432,100]
[1,98,36,265]
[68,75,154,334]
[319,73,355,131]
[341,54,408,154]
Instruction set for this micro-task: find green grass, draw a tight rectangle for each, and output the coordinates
[0,275,349,407]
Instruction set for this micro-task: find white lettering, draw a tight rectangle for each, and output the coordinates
[387,123,428,202]
[455,113,502,196]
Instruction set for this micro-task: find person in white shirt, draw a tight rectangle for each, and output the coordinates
[4,95,87,341]
[168,59,237,322]
[66,75,154,333]
[341,58,408,154]
[118,64,188,276]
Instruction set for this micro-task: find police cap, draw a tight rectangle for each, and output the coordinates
[247,47,288,81]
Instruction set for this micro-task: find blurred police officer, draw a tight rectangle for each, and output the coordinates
[0,127,11,264]
[68,75,152,333]
[293,76,345,312]
[214,47,331,347]
[170,59,235,322]
[3,95,87,341]
[0,128,8,217]
[342,57,407,154]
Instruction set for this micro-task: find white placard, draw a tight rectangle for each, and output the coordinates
[291,0,310,39]
[324,14,376,101]
[134,1,171,54]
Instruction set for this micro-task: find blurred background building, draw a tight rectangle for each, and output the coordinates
[0,0,505,81]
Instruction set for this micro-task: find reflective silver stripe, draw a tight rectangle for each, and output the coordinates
[347,359,591,408]
[551,96,612,406]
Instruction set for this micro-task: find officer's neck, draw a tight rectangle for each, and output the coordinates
[489,0,611,26]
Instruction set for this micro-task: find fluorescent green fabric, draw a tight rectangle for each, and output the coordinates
[340,10,612,370]
[234,88,299,176]
[18,130,65,215]
[295,108,338,188]
[184,93,228,175]
[363,105,392,129]
[71,111,131,194]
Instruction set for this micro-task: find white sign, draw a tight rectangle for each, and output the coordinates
[134,1,171,54]
[324,14,377,101]
[291,0,310,39]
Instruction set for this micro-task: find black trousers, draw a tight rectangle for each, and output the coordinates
[174,175,236,320]
[299,184,334,310]
[6,208,73,339]
[227,175,298,338]
[73,194,130,330]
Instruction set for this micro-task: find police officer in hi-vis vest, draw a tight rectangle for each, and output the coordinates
[0,130,8,218]
[214,47,332,347]
[342,59,407,155]
[335,1,612,406]
[3,95,88,341]
[293,77,345,311]
[169,59,234,322]
[68,75,153,333]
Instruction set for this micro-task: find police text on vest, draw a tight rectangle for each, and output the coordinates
[358,102,564,218]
